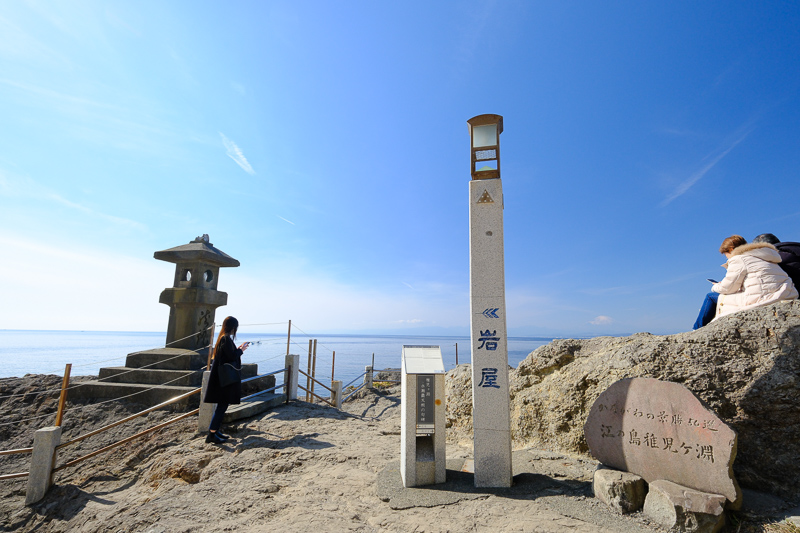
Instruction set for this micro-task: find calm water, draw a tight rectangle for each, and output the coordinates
[0,329,555,386]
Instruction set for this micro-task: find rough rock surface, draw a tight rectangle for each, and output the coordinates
[2,376,668,533]
[643,479,726,533]
[594,466,648,514]
[446,300,800,501]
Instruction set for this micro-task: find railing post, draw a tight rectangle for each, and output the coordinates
[311,339,318,402]
[198,371,214,433]
[306,340,312,402]
[285,354,299,401]
[331,380,343,408]
[26,426,62,505]
[54,364,71,427]
[364,365,373,388]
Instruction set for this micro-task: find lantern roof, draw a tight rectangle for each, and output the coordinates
[467,114,504,137]
[154,234,240,267]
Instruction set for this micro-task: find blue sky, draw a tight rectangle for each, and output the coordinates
[1,1,799,336]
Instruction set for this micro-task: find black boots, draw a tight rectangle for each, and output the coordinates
[205,431,227,444]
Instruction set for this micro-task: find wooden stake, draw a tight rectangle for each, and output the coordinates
[311,339,317,403]
[331,351,335,384]
[306,340,312,402]
[455,342,459,366]
[54,364,72,427]
[286,320,292,356]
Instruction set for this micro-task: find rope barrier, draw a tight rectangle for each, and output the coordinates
[0,367,206,427]
[343,383,367,403]
[342,371,367,391]
[56,388,201,450]
[0,411,57,428]
[53,408,200,472]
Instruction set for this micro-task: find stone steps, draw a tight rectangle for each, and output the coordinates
[72,369,278,410]
[224,390,287,423]
[98,364,260,387]
[124,348,209,370]
[69,381,201,407]
[99,367,202,387]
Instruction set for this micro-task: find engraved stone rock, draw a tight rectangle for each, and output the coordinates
[593,466,647,514]
[584,377,741,508]
[643,479,726,533]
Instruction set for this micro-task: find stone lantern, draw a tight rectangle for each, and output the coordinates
[154,234,240,350]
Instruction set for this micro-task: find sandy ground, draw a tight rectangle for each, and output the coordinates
[0,377,787,532]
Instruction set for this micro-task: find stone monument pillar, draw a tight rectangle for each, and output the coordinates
[154,234,240,350]
[468,114,512,488]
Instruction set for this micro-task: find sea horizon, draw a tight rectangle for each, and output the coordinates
[0,329,563,383]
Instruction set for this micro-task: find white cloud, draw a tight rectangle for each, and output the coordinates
[590,315,613,325]
[276,215,295,225]
[661,128,751,206]
[220,132,255,175]
[0,235,168,331]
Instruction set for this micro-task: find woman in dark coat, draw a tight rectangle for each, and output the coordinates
[203,316,250,444]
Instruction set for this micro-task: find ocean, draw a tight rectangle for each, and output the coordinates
[0,329,555,386]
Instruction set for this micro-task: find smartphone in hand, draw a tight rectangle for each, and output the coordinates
[707,279,718,283]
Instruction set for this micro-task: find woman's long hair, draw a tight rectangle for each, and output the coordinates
[213,316,239,357]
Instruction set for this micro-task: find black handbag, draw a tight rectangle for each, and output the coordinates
[218,362,241,387]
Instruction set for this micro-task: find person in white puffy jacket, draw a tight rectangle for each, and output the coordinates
[712,235,799,320]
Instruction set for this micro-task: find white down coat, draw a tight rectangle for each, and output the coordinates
[712,243,798,319]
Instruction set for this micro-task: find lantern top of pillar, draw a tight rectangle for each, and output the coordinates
[467,114,504,136]
[154,235,240,267]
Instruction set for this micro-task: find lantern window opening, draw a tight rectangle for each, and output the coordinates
[474,160,498,173]
[472,124,498,148]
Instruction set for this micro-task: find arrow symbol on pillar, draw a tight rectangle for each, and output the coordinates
[482,308,500,319]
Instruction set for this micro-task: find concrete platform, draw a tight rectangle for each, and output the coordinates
[224,390,287,423]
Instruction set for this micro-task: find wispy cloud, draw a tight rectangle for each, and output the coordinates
[276,215,295,225]
[0,169,145,230]
[590,315,613,325]
[48,193,145,230]
[661,126,752,206]
[402,282,415,290]
[220,132,255,175]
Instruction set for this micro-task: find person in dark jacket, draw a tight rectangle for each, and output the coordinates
[203,316,250,444]
[753,233,800,290]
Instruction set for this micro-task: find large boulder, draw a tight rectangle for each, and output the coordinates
[445,300,800,501]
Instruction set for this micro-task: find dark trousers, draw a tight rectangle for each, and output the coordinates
[693,292,719,330]
[209,402,229,432]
